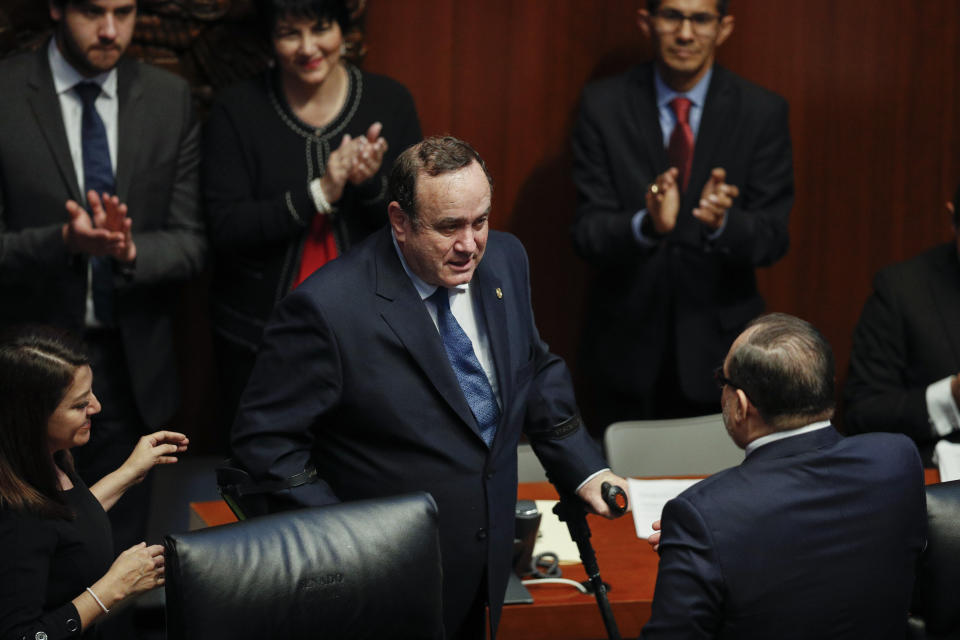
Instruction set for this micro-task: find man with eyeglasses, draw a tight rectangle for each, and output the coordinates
[641,313,925,639]
[571,0,794,428]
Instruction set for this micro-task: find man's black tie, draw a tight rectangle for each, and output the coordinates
[75,81,116,327]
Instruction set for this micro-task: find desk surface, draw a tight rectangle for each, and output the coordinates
[504,482,654,640]
[191,468,941,640]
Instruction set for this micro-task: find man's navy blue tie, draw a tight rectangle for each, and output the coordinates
[75,82,116,327]
[430,288,500,447]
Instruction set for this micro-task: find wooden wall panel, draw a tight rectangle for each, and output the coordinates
[4,1,956,441]
[364,0,960,425]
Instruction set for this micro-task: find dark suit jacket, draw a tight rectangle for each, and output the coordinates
[641,427,926,639]
[231,227,607,636]
[571,63,793,404]
[0,47,205,428]
[845,243,960,448]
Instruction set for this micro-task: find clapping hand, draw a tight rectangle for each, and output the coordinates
[693,168,739,230]
[646,168,681,234]
[63,190,135,261]
[348,121,389,186]
[319,133,357,205]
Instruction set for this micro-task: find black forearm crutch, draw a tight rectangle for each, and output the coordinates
[553,481,628,640]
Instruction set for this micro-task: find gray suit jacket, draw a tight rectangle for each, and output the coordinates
[0,46,205,427]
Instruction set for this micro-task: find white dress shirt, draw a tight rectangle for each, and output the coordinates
[48,39,120,328]
[390,232,501,406]
[48,38,119,193]
[391,231,608,492]
[927,376,960,437]
[745,420,834,457]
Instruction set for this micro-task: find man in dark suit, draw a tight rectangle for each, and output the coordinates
[845,184,960,460]
[571,0,793,426]
[0,0,205,555]
[231,136,625,639]
[641,313,926,639]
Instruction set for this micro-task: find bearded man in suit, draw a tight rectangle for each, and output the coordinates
[0,0,205,560]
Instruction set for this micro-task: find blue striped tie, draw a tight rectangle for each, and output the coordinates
[75,82,116,327]
[431,288,500,447]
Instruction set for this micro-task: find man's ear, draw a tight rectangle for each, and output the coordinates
[387,201,408,242]
[735,388,750,420]
[716,14,735,47]
[636,9,653,39]
[49,1,63,21]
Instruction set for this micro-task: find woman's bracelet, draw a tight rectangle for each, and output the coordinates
[86,586,109,614]
[309,178,334,215]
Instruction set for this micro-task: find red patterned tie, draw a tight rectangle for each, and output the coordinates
[667,97,694,191]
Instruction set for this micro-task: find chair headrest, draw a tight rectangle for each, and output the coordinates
[913,480,960,634]
[164,492,443,640]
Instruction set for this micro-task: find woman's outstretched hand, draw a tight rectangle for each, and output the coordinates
[121,430,189,485]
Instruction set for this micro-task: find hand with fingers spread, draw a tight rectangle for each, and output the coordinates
[348,121,389,186]
[62,190,136,262]
[92,191,136,262]
[645,167,681,234]
[693,167,740,230]
[62,196,124,257]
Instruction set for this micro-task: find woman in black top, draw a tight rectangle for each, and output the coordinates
[203,0,422,435]
[0,328,189,640]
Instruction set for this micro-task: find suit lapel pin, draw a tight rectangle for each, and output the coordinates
[495,287,503,299]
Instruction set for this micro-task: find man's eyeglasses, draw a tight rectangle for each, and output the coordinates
[653,8,722,35]
[713,366,741,392]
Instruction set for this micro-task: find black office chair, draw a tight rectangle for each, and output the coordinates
[163,492,444,640]
[909,479,960,640]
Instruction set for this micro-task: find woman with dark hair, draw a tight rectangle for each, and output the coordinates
[0,328,188,640]
[203,0,422,437]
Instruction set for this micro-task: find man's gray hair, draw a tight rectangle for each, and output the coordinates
[727,312,835,430]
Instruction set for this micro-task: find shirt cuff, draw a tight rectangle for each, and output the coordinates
[308,178,334,215]
[631,210,658,247]
[927,376,960,437]
[575,467,610,493]
[704,209,729,240]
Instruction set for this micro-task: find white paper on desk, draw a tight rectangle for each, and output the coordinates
[531,500,581,563]
[628,478,703,539]
[934,440,960,482]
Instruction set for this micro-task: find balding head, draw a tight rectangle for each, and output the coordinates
[725,313,835,431]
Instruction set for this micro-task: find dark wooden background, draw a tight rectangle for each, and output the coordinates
[362,0,960,432]
[3,1,958,445]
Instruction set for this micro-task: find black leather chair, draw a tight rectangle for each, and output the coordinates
[163,492,444,640]
[910,480,960,640]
